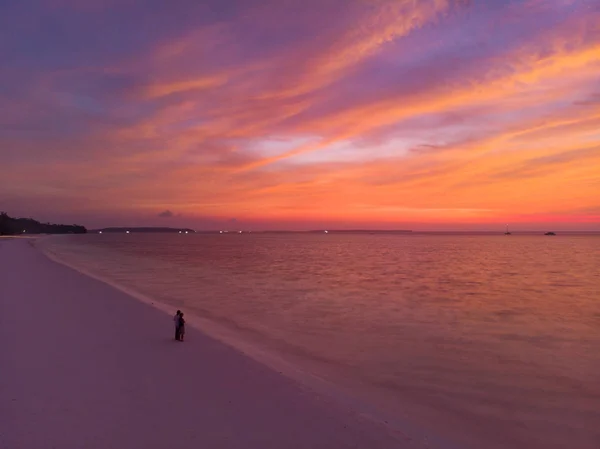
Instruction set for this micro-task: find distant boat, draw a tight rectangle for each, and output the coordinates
[544,232,556,236]
[504,224,511,235]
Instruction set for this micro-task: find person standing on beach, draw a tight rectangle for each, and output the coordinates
[174,310,181,341]
[178,313,186,342]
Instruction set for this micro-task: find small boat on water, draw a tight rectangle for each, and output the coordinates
[504,224,511,235]
[544,232,556,236]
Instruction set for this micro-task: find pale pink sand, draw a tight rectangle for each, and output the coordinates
[0,239,409,449]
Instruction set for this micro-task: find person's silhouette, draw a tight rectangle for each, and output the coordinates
[174,310,181,340]
[178,313,186,342]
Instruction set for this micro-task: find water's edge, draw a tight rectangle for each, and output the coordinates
[34,238,454,449]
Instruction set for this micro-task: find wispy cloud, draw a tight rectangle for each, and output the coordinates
[0,0,599,229]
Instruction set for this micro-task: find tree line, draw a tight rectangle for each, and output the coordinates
[0,212,87,235]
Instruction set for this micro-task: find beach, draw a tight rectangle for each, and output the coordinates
[0,238,407,449]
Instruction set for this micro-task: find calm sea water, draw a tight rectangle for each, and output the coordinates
[37,234,600,449]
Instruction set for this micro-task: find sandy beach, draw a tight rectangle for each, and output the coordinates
[0,238,408,449]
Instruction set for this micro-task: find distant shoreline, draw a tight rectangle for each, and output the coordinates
[84,228,600,235]
[90,227,196,233]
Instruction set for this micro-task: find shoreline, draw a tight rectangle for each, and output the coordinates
[1,237,414,448]
[34,237,443,448]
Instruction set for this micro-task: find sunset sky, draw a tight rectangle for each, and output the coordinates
[1,0,599,230]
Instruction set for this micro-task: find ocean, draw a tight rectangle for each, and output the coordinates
[36,233,600,449]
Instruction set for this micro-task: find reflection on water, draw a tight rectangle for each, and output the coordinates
[37,234,600,448]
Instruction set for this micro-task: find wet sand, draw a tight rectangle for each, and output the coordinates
[0,239,407,449]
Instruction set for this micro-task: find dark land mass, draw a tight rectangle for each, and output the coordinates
[91,227,196,233]
[92,229,413,234]
[0,212,86,235]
